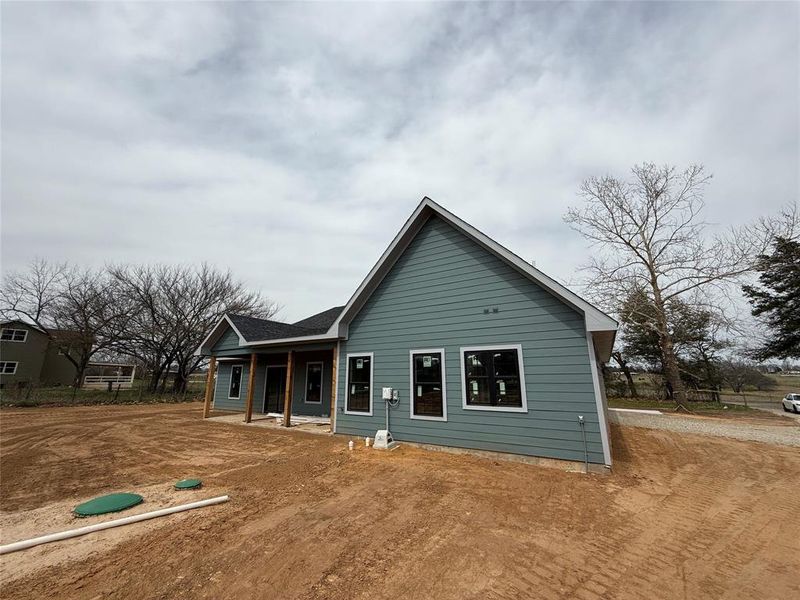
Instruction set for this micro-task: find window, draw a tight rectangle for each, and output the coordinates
[0,361,18,375]
[345,353,373,415]
[305,362,323,404]
[1,329,28,342]
[409,349,447,421]
[229,365,243,399]
[460,344,527,412]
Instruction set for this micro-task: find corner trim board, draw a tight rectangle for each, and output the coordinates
[586,331,612,466]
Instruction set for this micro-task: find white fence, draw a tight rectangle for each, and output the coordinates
[82,374,135,390]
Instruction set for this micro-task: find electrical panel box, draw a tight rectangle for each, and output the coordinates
[382,387,394,400]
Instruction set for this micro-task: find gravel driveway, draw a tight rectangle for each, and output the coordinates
[609,409,800,447]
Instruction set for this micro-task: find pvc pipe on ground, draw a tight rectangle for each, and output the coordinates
[0,495,229,555]
[609,408,663,415]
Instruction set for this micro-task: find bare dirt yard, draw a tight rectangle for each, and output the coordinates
[1,403,799,600]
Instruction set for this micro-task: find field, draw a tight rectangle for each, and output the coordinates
[609,373,799,412]
[1,403,799,599]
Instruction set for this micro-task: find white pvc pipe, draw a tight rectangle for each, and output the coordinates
[0,495,229,555]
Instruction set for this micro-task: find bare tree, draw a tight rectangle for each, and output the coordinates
[1,260,129,387]
[51,268,130,386]
[110,264,278,393]
[565,163,774,408]
[0,258,67,326]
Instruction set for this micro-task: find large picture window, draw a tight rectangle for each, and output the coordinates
[409,349,447,421]
[305,362,323,404]
[229,365,243,399]
[345,353,373,414]
[461,344,527,412]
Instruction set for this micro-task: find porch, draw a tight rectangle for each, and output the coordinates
[204,411,332,434]
[201,345,338,429]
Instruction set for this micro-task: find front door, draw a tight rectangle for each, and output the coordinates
[263,366,287,413]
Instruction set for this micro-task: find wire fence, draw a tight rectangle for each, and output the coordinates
[0,380,205,408]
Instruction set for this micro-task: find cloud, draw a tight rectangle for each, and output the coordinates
[2,1,797,320]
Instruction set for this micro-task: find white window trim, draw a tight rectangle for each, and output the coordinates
[228,364,243,400]
[343,352,374,416]
[0,361,19,375]
[459,343,528,413]
[304,361,324,404]
[1,328,28,343]
[409,348,447,422]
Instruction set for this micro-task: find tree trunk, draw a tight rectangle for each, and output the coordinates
[650,276,688,409]
[172,371,188,394]
[659,331,687,407]
[148,365,164,394]
[612,352,638,397]
[72,356,91,390]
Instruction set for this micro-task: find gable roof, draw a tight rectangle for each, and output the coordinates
[196,197,617,357]
[2,319,45,333]
[227,314,312,342]
[331,197,618,336]
[196,306,343,354]
[292,306,344,333]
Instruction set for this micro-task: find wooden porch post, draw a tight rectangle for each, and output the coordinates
[203,356,217,419]
[329,346,337,431]
[283,351,294,427]
[244,353,257,423]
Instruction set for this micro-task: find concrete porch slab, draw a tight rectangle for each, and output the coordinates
[205,412,332,435]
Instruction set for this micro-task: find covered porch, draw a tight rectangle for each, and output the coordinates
[201,344,338,429]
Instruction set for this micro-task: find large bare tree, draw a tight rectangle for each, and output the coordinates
[109,264,278,393]
[1,260,128,386]
[565,163,773,407]
[2,260,277,393]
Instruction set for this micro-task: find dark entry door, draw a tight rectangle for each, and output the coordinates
[263,366,287,413]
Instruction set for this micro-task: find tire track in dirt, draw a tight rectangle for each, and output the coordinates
[2,403,799,599]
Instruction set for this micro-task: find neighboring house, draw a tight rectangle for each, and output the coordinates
[0,321,80,388]
[197,198,618,467]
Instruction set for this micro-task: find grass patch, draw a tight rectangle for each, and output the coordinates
[0,382,204,409]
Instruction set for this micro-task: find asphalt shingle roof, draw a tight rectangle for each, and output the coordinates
[227,306,343,343]
[292,306,344,333]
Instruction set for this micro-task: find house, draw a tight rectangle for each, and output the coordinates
[197,198,618,467]
[0,321,80,388]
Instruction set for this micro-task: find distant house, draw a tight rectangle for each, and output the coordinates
[197,198,618,467]
[0,321,80,388]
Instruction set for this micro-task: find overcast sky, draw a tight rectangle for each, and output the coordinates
[2,1,798,322]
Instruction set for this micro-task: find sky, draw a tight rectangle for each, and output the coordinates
[2,1,798,322]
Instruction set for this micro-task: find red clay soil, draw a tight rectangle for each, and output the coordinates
[1,402,798,599]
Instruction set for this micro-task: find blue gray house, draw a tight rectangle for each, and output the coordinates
[197,198,617,467]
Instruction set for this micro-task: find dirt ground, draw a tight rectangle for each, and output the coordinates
[1,403,799,600]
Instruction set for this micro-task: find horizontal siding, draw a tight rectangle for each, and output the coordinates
[336,215,605,464]
[213,362,247,412]
[213,351,335,417]
[212,328,241,352]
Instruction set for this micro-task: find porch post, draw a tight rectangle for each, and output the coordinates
[329,345,337,431]
[244,353,257,423]
[203,356,217,419]
[283,350,294,427]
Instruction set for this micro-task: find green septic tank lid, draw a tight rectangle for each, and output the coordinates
[174,478,202,490]
[74,493,143,517]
